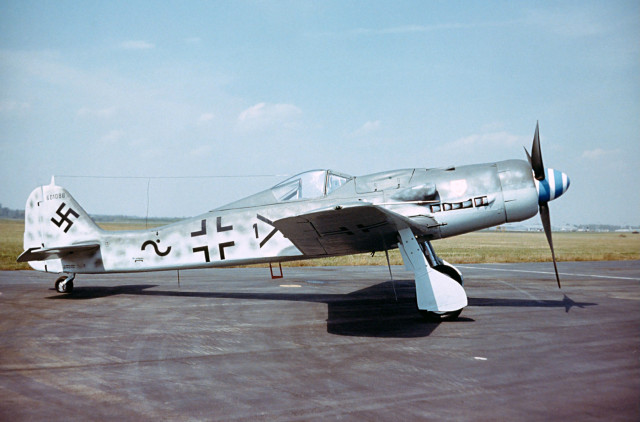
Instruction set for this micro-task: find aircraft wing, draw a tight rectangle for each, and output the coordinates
[17,242,100,263]
[272,203,441,256]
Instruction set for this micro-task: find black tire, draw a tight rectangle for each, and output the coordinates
[55,276,74,293]
[433,264,463,285]
[419,309,463,322]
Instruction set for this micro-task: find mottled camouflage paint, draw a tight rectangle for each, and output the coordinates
[22,160,538,275]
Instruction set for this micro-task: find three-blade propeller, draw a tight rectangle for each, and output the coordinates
[525,122,570,288]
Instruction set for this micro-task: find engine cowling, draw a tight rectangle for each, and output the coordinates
[497,159,539,223]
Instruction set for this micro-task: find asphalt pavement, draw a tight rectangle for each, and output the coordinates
[1,261,638,421]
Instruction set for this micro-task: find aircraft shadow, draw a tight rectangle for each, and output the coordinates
[469,295,596,313]
[47,280,596,338]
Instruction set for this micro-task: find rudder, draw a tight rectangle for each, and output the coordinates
[23,177,102,271]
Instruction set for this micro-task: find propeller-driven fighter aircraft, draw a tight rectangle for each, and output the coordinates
[18,123,569,320]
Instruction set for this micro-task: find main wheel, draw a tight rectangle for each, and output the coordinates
[433,263,463,285]
[419,308,463,322]
[55,276,74,293]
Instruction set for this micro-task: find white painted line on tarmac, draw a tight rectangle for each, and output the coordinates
[494,279,543,302]
[279,284,301,288]
[459,265,640,281]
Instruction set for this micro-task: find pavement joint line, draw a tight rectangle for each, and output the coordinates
[459,265,640,281]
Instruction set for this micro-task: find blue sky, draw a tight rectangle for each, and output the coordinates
[1,1,638,226]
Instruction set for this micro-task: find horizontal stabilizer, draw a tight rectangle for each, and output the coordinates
[17,242,100,263]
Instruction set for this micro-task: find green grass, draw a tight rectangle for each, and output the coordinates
[2,218,638,271]
[280,231,640,267]
[1,219,26,270]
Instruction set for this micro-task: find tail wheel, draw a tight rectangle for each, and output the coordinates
[55,276,74,293]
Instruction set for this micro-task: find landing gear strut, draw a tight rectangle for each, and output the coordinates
[55,274,75,293]
[397,227,467,321]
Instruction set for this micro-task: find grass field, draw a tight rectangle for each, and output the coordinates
[1,218,638,271]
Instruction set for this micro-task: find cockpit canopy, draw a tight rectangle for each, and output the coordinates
[271,170,352,202]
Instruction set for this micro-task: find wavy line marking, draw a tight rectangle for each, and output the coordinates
[141,240,172,257]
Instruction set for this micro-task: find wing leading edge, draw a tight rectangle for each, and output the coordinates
[272,203,441,256]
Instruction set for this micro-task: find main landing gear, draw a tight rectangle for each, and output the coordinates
[397,228,468,321]
[55,274,75,293]
[420,242,465,322]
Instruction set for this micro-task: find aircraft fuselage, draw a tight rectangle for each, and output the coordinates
[24,159,538,274]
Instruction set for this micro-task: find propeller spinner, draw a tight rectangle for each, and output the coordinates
[526,122,570,288]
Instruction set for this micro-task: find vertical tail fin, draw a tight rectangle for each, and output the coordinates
[22,178,102,271]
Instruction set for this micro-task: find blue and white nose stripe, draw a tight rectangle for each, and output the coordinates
[535,168,570,203]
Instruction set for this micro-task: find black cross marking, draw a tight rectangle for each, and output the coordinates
[218,241,235,260]
[356,222,387,233]
[216,216,233,232]
[51,203,80,233]
[341,226,354,235]
[256,214,279,248]
[191,220,209,261]
[192,246,210,262]
[191,219,207,237]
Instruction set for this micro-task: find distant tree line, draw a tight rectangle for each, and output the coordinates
[0,204,25,219]
[575,224,639,232]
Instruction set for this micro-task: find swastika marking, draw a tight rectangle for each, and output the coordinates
[51,203,80,233]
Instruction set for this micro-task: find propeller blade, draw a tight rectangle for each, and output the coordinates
[531,122,545,181]
[539,203,561,288]
[523,146,532,165]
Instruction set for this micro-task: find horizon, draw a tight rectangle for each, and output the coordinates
[2,193,638,230]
